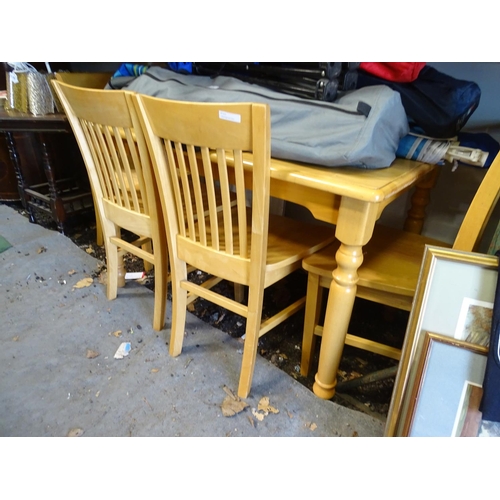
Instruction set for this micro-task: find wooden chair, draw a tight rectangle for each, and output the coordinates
[51,81,168,331]
[134,94,335,398]
[301,152,500,377]
[54,72,113,246]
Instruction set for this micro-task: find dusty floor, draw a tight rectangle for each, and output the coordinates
[6,201,406,421]
[0,202,386,437]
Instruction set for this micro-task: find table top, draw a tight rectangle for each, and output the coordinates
[243,153,436,204]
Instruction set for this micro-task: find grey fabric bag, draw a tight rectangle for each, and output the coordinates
[124,66,409,169]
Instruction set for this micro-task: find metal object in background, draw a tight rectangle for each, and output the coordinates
[192,63,361,103]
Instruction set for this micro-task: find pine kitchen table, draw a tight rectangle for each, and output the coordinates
[241,154,437,399]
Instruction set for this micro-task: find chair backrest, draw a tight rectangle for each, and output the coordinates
[453,152,500,252]
[134,94,271,286]
[54,72,112,89]
[51,81,159,239]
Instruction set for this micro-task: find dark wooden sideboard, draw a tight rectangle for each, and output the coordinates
[0,131,20,200]
[0,106,94,232]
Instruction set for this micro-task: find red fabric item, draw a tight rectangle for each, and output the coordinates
[359,62,426,83]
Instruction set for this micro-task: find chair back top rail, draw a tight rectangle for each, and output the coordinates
[453,152,500,252]
[54,71,112,90]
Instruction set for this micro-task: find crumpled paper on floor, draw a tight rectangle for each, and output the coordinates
[114,342,131,359]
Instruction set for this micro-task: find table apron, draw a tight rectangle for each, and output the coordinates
[270,177,340,225]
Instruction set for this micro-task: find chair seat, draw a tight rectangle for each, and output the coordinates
[265,214,336,284]
[302,224,449,297]
[180,208,335,288]
[300,224,450,375]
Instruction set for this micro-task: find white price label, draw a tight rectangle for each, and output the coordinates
[219,110,241,123]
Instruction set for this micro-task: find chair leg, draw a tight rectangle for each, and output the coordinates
[91,190,104,247]
[95,210,104,246]
[101,219,119,300]
[234,283,245,303]
[106,242,119,301]
[152,242,168,332]
[142,240,154,273]
[169,261,189,357]
[238,285,265,399]
[301,272,323,377]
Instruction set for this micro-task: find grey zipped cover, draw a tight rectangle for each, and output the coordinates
[124,66,409,169]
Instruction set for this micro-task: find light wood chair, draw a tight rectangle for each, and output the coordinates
[52,81,168,331]
[54,72,113,246]
[301,152,500,377]
[134,94,335,398]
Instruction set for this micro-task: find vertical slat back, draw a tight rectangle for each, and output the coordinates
[162,138,187,238]
[81,121,113,201]
[51,81,152,217]
[186,144,207,245]
[175,140,196,239]
[453,152,500,252]
[104,125,130,209]
[200,145,220,249]
[135,95,270,270]
[233,149,248,258]
[216,147,234,254]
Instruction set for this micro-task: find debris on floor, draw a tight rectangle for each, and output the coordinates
[252,396,279,421]
[114,342,131,359]
[73,277,93,289]
[67,428,84,437]
[221,386,249,417]
[305,421,317,431]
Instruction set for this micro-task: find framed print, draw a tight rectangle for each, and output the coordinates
[385,245,498,437]
[453,381,483,437]
[454,298,493,347]
[402,332,487,437]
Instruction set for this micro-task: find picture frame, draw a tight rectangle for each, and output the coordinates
[454,297,493,347]
[385,245,498,437]
[453,381,483,437]
[402,332,487,437]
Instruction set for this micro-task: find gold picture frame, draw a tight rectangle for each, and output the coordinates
[385,245,498,437]
[402,332,487,437]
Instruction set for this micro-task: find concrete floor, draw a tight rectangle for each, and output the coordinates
[0,203,385,437]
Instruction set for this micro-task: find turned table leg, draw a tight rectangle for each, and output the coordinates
[313,242,364,399]
[312,197,378,400]
[404,167,439,234]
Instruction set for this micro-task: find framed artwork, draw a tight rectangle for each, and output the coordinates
[454,298,493,347]
[402,332,487,437]
[385,245,498,437]
[453,381,483,437]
